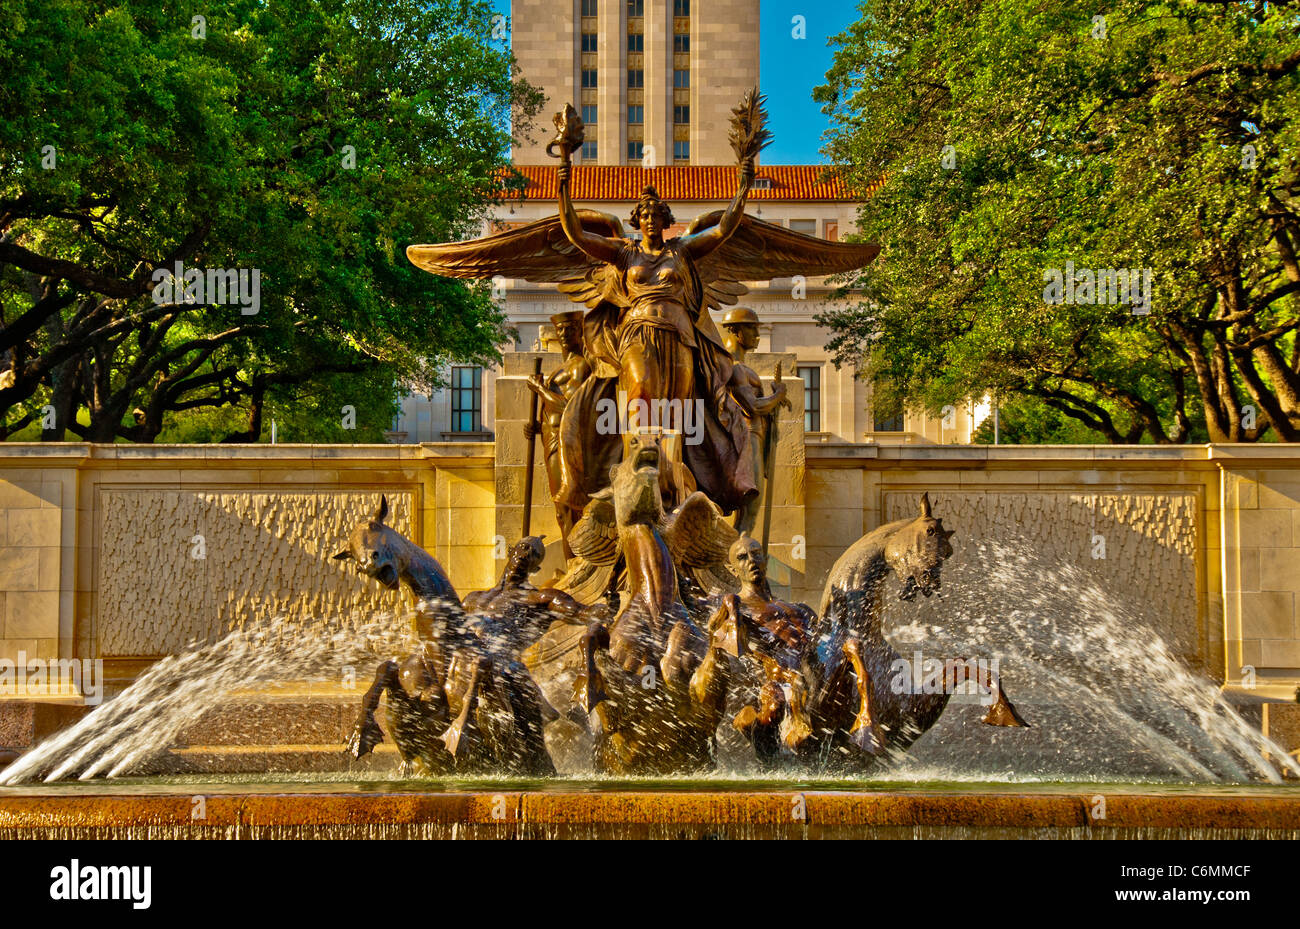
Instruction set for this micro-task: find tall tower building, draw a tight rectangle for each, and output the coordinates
[511,0,759,166]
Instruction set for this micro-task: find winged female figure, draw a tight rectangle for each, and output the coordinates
[407,90,879,527]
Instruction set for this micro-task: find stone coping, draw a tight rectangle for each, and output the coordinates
[807,443,1300,467]
[1,442,1297,467]
[0,443,494,465]
[1,788,1298,836]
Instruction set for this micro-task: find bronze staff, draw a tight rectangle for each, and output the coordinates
[522,356,542,537]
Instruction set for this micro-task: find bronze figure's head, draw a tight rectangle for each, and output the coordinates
[885,493,956,601]
[506,535,547,578]
[721,306,761,352]
[728,532,766,587]
[629,186,675,239]
[549,309,585,352]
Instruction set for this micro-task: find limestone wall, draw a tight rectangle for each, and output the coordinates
[0,444,494,688]
[801,444,1300,696]
[801,447,1213,673]
[0,441,1298,698]
[0,450,77,671]
[1216,449,1300,682]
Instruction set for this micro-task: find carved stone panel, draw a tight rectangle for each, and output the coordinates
[883,489,1201,660]
[96,489,415,656]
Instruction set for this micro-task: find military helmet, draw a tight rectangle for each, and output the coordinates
[721,307,760,328]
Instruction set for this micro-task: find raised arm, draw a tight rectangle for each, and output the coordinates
[725,358,787,420]
[558,165,622,264]
[684,159,754,259]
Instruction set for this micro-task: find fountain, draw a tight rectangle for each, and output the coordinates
[1,91,1298,840]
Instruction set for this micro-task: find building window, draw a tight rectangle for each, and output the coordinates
[674,0,690,15]
[799,366,821,432]
[581,69,598,88]
[628,141,644,161]
[582,104,598,125]
[627,69,644,88]
[627,105,644,124]
[451,366,483,433]
[581,32,598,52]
[582,0,598,15]
[581,140,598,160]
[872,392,904,432]
[789,219,818,236]
[874,411,904,432]
[628,0,644,15]
[673,69,690,88]
[674,33,690,52]
[673,105,690,124]
[674,140,689,160]
[627,33,643,52]
[752,177,773,190]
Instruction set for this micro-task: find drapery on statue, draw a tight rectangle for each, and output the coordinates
[407,88,880,530]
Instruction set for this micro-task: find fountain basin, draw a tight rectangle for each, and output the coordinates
[3,781,1298,839]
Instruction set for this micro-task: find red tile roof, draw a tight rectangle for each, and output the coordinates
[501,164,876,202]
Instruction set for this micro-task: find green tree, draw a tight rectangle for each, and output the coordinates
[0,0,541,441]
[815,0,1300,443]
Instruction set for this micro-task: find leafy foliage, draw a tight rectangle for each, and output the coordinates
[816,0,1300,443]
[0,0,542,441]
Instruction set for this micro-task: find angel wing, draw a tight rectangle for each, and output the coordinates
[685,210,880,317]
[566,492,618,566]
[541,489,624,609]
[661,491,738,569]
[407,211,630,310]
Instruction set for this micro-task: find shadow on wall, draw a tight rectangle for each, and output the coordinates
[92,490,418,658]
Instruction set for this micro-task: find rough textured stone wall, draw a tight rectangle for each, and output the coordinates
[800,449,1220,676]
[95,489,415,656]
[881,488,1200,658]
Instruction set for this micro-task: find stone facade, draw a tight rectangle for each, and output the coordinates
[511,0,758,166]
[0,453,75,673]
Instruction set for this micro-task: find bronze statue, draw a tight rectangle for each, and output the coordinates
[331,495,458,640]
[462,535,591,648]
[334,501,555,776]
[719,308,790,534]
[407,88,879,525]
[712,533,818,768]
[799,494,1029,772]
[525,311,592,555]
[525,434,736,774]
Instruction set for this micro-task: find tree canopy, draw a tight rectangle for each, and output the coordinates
[0,0,541,442]
[816,0,1300,443]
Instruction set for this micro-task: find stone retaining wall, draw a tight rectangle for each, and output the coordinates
[0,441,1297,698]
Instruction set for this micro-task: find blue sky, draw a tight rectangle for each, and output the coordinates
[488,0,862,164]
